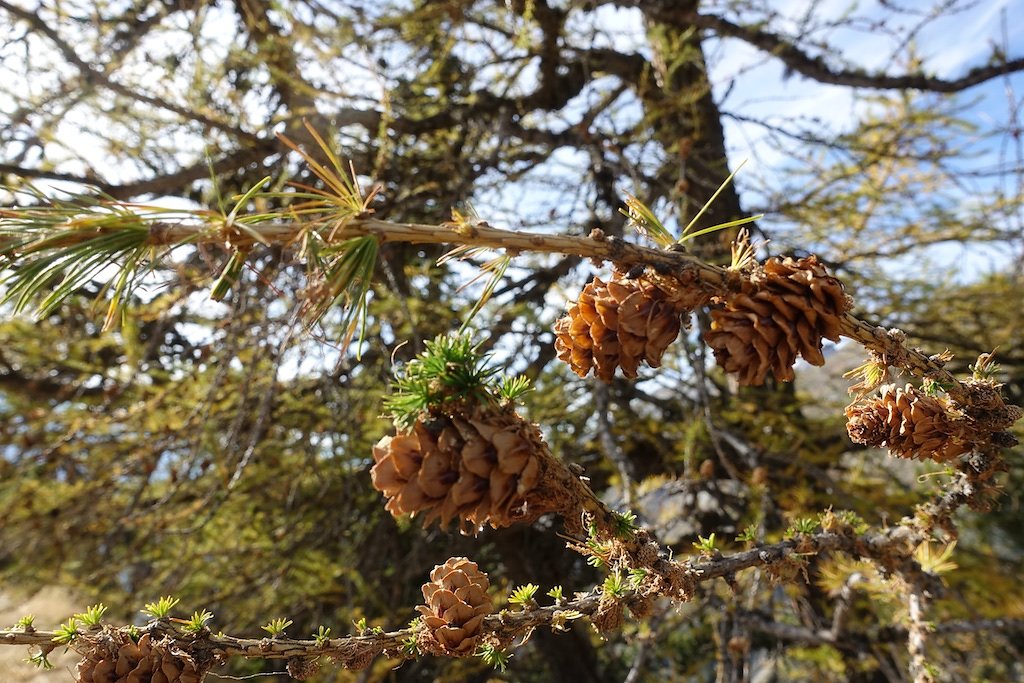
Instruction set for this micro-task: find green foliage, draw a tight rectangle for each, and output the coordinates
[208,176,274,302]
[497,375,533,403]
[970,353,1001,382]
[627,568,648,590]
[0,185,158,329]
[583,524,614,568]
[787,518,820,537]
[477,642,511,672]
[303,235,380,349]
[736,524,758,544]
[384,332,530,428]
[27,650,53,669]
[179,610,214,634]
[401,634,420,656]
[612,510,639,537]
[313,625,331,646]
[678,160,763,244]
[622,166,762,250]
[508,584,540,607]
[52,618,79,645]
[437,206,514,332]
[75,604,108,628]
[141,596,180,620]
[921,376,954,396]
[693,533,717,555]
[261,617,294,637]
[209,249,250,303]
[621,194,675,248]
[602,571,627,598]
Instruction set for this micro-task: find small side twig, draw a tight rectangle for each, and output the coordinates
[906,583,934,683]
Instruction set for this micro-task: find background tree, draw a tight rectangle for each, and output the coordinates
[1,1,1022,681]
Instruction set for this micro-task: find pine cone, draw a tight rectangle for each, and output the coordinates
[371,408,545,531]
[554,272,705,381]
[286,657,320,680]
[590,598,624,633]
[75,632,204,683]
[416,557,491,655]
[845,384,971,462]
[705,256,850,385]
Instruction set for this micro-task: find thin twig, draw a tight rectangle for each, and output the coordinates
[906,584,934,683]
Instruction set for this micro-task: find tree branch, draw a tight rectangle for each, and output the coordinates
[688,10,1024,93]
[608,1,1024,92]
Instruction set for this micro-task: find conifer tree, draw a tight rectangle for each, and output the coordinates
[1,2,1022,681]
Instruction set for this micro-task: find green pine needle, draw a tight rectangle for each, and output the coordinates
[620,163,760,250]
[611,510,638,536]
[620,194,674,248]
[679,159,748,241]
[313,625,332,646]
[75,604,108,628]
[383,333,530,429]
[497,375,533,403]
[141,596,180,620]
[28,651,53,669]
[679,213,764,244]
[302,235,380,355]
[261,617,294,637]
[437,205,514,332]
[508,583,540,607]
[602,571,627,598]
[476,643,511,672]
[52,618,79,645]
[210,249,249,302]
[175,609,214,633]
[0,184,189,327]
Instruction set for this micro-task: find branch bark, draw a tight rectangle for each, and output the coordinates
[608,1,1024,93]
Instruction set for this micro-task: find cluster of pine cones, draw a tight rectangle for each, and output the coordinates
[75,632,204,683]
[846,381,1022,462]
[554,256,850,386]
[553,253,1021,463]
[371,407,553,532]
[416,557,492,655]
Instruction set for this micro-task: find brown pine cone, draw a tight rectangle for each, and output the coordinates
[286,657,320,680]
[590,598,624,633]
[75,632,204,683]
[371,407,546,531]
[705,255,850,385]
[554,272,706,382]
[416,557,491,655]
[845,384,971,462]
